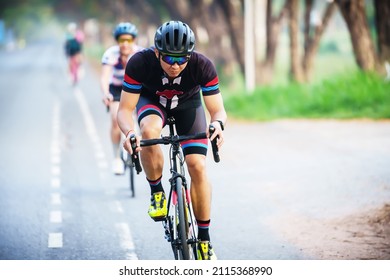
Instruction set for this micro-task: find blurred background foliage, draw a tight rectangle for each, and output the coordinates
[1,0,389,120]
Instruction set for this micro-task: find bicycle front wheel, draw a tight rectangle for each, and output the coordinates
[176,176,190,259]
[176,177,198,260]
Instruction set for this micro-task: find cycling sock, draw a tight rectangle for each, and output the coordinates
[113,143,120,158]
[197,219,210,241]
[147,176,164,194]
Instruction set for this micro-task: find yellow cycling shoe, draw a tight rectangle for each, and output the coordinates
[148,191,167,221]
[197,241,217,260]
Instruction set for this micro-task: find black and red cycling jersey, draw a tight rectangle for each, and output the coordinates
[122,47,220,111]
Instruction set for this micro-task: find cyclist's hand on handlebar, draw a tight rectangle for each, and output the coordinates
[123,130,143,174]
[102,94,113,107]
[209,121,224,149]
[123,131,142,156]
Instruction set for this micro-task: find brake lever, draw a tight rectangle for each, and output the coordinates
[209,125,220,163]
[130,136,143,174]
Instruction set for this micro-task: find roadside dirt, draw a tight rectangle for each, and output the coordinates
[270,202,390,260]
[227,118,390,260]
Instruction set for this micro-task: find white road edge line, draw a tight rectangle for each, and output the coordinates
[74,87,138,260]
[73,87,108,170]
[115,223,138,260]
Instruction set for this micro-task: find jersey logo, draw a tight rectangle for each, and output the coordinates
[156,89,184,100]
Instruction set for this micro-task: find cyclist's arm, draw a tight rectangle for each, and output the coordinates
[100,64,113,105]
[203,93,227,146]
[117,91,140,154]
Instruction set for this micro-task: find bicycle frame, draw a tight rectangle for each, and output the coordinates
[163,120,198,260]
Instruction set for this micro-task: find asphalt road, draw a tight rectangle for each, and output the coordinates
[1,40,389,260]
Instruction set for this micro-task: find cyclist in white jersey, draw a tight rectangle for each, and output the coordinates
[100,22,143,175]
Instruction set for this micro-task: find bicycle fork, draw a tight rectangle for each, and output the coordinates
[162,175,180,243]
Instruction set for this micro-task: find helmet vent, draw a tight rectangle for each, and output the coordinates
[174,29,179,49]
[165,33,170,46]
[182,34,188,50]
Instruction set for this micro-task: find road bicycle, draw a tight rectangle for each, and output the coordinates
[120,148,136,197]
[107,105,137,197]
[68,53,82,85]
[130,116,220,260]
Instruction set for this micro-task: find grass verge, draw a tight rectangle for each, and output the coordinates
[224,71,390,121]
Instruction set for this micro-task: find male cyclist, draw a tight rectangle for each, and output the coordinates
[117,21,227,260]
[101,22,142,175]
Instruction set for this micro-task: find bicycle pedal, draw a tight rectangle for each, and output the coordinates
[151,216,166,222]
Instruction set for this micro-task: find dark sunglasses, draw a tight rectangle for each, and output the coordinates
[160,53,190,65]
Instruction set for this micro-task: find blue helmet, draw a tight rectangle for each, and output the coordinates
[154,21,195,55]
[113,22,138,40]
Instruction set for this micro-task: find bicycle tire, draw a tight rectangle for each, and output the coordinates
[176,176,190,260]
[128,152,135,197]
[129,163,135,197]
[166,196,180,259]
[182,186,198,260]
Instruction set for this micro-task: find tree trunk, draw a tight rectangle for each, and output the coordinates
[336,0,377,71]
[259,0,288,84]
[217,0,245,75]
[303,0,314,54]
[288,0,305,83]
[302,1,336,81]
[374,0,390,63]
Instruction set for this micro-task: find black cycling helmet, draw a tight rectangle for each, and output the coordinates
[114,22,138,40]
[154,21,195,55]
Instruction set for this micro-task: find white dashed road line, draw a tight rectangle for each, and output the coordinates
[51,177,60,188]
[51,193,62,205]
[49,101,63,248]
[112,200,124,214]
[50,210,63,223]
[47,90,138,258]
[48,233,63,248]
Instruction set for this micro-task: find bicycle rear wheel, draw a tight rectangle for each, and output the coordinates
[122,150,135,197]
